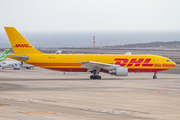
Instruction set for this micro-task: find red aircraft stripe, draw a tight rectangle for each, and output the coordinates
[46,68,168,72]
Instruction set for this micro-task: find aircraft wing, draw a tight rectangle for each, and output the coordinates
[79,61,120,72]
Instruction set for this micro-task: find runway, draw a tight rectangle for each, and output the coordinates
[0,67,180,120]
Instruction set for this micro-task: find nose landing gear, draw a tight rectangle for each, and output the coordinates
[153,72,157,79]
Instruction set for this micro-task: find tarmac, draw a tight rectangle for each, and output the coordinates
[0,65,180,120]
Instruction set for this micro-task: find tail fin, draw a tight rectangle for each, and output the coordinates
[1,48,10,56]
[0,48,10,61]
[4,27,43,55]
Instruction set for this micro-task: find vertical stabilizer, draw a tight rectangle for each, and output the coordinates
[4,27,43,55]
[0,48,10,61]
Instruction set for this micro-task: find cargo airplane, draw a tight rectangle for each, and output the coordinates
[4,27,176,79]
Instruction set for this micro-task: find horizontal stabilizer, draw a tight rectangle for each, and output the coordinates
[8,55,29,61]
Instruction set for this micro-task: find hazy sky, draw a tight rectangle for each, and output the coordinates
[0,0,180,32]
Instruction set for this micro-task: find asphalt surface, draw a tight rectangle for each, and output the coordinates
[0,66,180,120]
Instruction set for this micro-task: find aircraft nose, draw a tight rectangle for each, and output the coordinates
[171,62,176,67]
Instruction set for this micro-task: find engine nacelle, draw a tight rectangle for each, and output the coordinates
[109,67,128,76]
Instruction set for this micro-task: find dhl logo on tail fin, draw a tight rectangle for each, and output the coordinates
[13,44,32,48]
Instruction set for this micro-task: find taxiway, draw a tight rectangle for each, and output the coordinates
[0,66,180,120]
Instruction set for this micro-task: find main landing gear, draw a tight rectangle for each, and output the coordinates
[90,68,102,80]
[90,75,101,79]
[153,72,157,79]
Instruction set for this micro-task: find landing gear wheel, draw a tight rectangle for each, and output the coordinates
[153,72,158,79]
[26,67,31,69]
[153,74,157,79]
[90,75,94,79]
[90,75,101,80]
[97,76,101,79]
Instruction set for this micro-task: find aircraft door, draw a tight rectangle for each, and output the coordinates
[155,57,161,67]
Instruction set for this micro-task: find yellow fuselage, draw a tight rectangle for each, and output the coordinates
[16,54,176,73]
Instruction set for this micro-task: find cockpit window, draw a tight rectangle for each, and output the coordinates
[166,60,171,62]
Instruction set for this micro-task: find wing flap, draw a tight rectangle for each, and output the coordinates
[79,61,120,71]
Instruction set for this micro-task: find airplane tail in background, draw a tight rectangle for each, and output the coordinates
[0,48,10,61]
[4,27,44,55]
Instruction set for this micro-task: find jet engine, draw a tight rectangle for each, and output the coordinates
[109,67,128,76]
